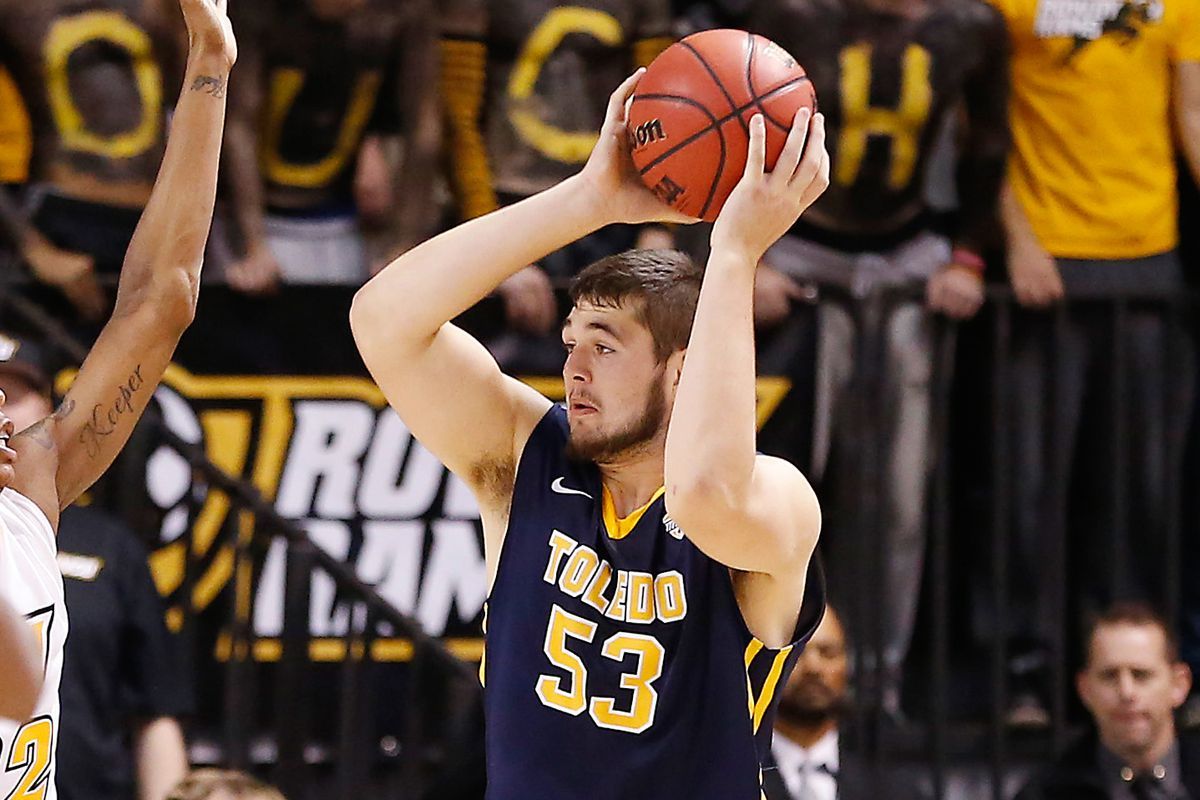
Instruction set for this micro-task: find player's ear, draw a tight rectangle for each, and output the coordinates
[670,349,686,386]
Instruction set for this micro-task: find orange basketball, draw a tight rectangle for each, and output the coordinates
[628,29,816,222]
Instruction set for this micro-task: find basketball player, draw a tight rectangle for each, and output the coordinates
[0,0,185,320]
[0,5,233,800]
[352,70,830,797]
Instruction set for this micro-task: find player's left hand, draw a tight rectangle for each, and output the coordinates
[179,0,237,67]
[710,110,830,264]
[926,264,984,320]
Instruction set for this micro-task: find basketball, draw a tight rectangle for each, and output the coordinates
[628,29,817,222]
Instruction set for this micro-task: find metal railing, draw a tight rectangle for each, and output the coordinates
[816,284,1194,799]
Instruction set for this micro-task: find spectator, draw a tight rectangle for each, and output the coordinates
[222,0,440,292]
[439,0,675,372]
[167,770,286,800]
[0,330,194,800]
[0,0,184,321]
[746,0,1009,719]
[989,0,1200,725]
[765,605,927,800]
[1014,602,1199,800]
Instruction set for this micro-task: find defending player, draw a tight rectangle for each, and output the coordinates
[352,72,829,798]
[0,3,234,799]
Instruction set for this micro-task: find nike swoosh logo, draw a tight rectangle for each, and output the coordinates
[551,477,593,499]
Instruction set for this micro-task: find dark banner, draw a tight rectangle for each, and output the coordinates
[72,286,814,677]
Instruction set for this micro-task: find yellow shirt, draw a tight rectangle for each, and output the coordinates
[990,0,1200,258]
[0,68,31,184]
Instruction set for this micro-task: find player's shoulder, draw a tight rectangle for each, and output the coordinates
[753,454,818,512]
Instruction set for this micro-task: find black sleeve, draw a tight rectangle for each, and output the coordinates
[954,2,1011,255]
[117,530,194,720]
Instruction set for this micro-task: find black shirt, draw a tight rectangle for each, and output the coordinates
[55,505,193,800]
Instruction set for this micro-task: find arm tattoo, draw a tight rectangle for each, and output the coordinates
[52,398,75,422]
[80,365,145,458]
[191,75,227,98]
[14,400,74,452]
[20,421,55,451]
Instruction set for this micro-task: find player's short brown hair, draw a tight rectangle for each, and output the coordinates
[569,249,703,362]
[166,769,286,800]
[1082,601,1181,666]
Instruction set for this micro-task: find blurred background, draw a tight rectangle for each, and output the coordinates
[2,0,1199,796]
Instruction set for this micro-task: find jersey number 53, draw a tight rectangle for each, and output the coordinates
[536,605,666,734]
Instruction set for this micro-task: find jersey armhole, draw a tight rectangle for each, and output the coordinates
[786,554,827,649]
[488,404,567,603]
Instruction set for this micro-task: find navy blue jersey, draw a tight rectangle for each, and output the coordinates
[483,405,825,799]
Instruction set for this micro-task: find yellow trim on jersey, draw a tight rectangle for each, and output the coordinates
[479,603,488,687]
[601,486,665,540]
[744,639,764,719]
[752,645,794,733]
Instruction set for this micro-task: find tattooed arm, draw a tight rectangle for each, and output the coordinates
[9,0,236,518]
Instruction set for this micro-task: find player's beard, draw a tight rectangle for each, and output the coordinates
[566,370,667,464]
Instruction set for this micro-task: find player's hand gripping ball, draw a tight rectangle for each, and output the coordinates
[628,29,817,222]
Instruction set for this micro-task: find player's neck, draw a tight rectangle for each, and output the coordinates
[776,716,838,750]
[597,453,666,518]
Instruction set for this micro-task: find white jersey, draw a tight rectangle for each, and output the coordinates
[0,488,65,800]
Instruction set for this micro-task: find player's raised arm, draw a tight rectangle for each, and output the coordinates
[10,0,235,514]
[350,70,691,506]
[664,110,828,575]
[0,594,42,721]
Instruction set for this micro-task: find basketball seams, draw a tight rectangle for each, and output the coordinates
[629,30,818,220]
[745,33,799,133]
[679,40,750,135]
[631,77,810,176]
[697,123,728,220]
[630,93,723,176]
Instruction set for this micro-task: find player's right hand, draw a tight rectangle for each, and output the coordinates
[498,265,558,335]
[179,0,237,67]
[579,70,699,228]
[226,243,282,295]
[1007,238,1063,308]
